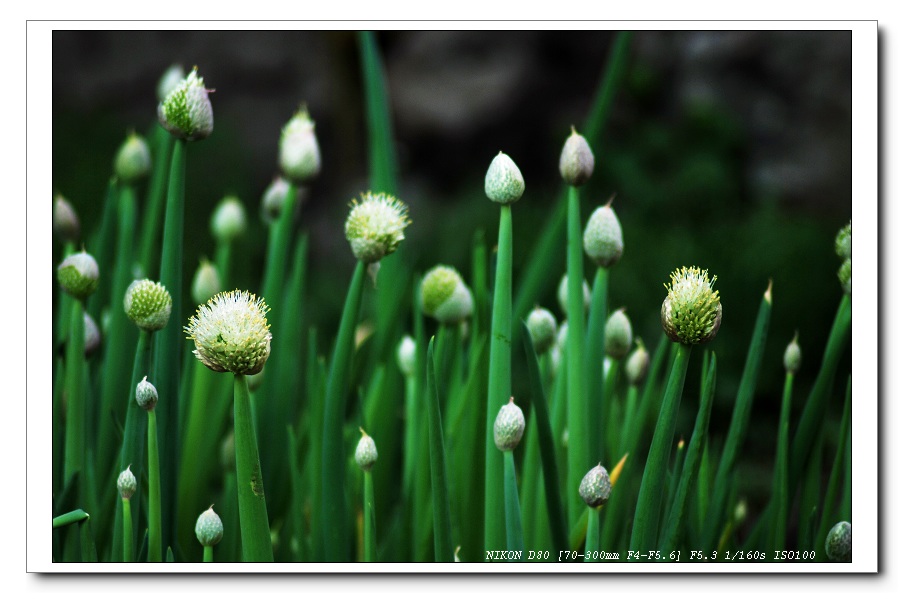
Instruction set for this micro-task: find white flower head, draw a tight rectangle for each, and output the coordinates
[157,67,214,141]
[344,192,410,263]
[185,290,272,375]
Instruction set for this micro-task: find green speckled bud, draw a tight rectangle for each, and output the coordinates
[355,430,379,472]
[344,192,410,263]
[57,252,99,301]
[156,64,185,102]
[825,521,852,562]
[53,194,80,243]
[625,339,649,386]
[117,465,137,500]
[579,464,612,508]
[114,133,152,183]
[261,176,293,223]
[527,307,557,355]
[784,333,801,374]
[661,266,722,346]
[838,258,851,295]
[191,260,222,306]
[136,376,158,412]
[421,265,473,325]
[559,127,595,187]
[124,279,173,332]
[279,107,321,184]
[195,506,224,547]
[157,67,214,141]
[484,152,524,205]
[604,308,633,360]
[835,220,851,261]
[583,202,623,268]
[557,274,591,316]
[83,312,101,356]
[494,398,525,451]
[211,196,247,243]
[397,335,416,378]
[185,290,272,375]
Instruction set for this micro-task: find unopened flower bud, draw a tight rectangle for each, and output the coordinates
[261,176,293,223]
[279,107,321,184]
[579,464,612,508]
[195,505,224,547]
[526,307,557,355]
[53,194,80,243]
[83,312,101,356]
[117,465,137,500]
[557,274,590,316]
[583,202,623,268]
[114,133,152,184]
[124,279,172,332]
[825,521,852,562]
[421,265,474,325]
[136,376,158,412]
[157,64,186,102]
[784,333,801,374]
[625,339,649,386]
[355,429,379,472]
[484,152,524,205]
[191,260,221,305]
[345,192,410,263]
[157,67,214,141]
[57,252,99,301]
[559,127,595,186]
[835,220,851,261]
[604,308,633,360]
[211,196,247,243]
[661,267,722,345]
[397,335,416,378]
[494,398,525,452]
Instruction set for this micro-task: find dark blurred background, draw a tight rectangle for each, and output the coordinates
[52,30,853,508]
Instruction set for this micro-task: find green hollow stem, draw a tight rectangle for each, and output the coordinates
[138,124,174,278]
[602,357,620,465]
[153,136,186,552]
[770,370,795,554]
[660,353,717,554]
[53,509,90,529]
[585,266,609,464]
[122,498,133,562]
[520,319,568,554]
[260,182,298,319]
[565,185,588,525]
[86,178,118,324]
[363,471,377,562]
[618,385,639,454]
[110,329,151,562]
[203,545,214,563]
[322,260,367,561]
[426,338,454,562]
[584,507,601,562]
[630,342,692,554]
[63,299,86,484]
[147,409,162,562]
[702,287,772,551]
[485,205,512,556]
[815,374,852,561]
[233,374,273,562]
[502,450,524,559]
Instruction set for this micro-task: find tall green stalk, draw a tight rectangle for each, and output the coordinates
[584,508,601,562]
[485,205,512,556]
[147,408,162,562]
[585,267,609,463]
[121,498,133,563]
[233,374,273,562]
[565,186,588,525]
[502,450,524,558]
[630,343,692,553]
[770,368,796,553]
[702,285,772,551]
[426,338,454,562]
[63,300,86,486]
[363,471,377,562]
[138,125,174,278]
[322,260,367,561]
